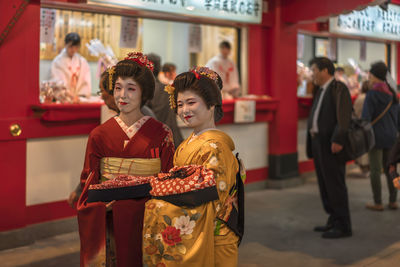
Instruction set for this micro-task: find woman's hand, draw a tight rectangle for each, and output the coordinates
[68,191,78,209]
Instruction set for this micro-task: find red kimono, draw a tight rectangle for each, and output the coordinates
[77,116,174,267]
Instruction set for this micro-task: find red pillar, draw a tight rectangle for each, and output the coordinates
[248,0,299,181]
[0,1,40,231]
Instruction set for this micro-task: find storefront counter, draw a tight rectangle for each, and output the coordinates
[219,98,279,124]
[32,103,103,122]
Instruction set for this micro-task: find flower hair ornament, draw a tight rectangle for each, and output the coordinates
[190,66,219,84]
[124,52,154,72]
[107,66,115,93]
[164,84,176,109]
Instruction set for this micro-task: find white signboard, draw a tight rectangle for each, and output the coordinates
[234,100,256,123]
[120,17,139,48]
[89,0,262,23]
[330,4,400,41]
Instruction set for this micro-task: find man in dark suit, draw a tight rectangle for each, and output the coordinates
[306,57,353,238]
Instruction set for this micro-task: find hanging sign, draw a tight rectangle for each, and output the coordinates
[329,4,400,41]
[88,0,262,23]
[120,16,139,48]
[189,24,202,53]
[40,8,56,44]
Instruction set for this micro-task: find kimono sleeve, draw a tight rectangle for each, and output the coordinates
[160,126,175,172]
[198,141,236,203]
[80,133,102,189]
[77,57,92,97]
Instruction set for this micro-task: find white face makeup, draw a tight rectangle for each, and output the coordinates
[177,90,215,133]
[113,77,142,116]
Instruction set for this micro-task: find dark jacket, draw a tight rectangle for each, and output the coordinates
[306,79,352,159]
[148,80,183,147]
[362,85,399,149]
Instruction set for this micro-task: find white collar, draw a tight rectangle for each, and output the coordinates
[322,77,334,90]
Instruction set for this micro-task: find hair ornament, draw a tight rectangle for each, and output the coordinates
[190,66,218,84]
[107,66,115,92]
[124,52,154,72]
[164,84,176,109]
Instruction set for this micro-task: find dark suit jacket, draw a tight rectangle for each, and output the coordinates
[306,79,352,159]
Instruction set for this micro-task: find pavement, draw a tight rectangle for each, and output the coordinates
[1,165,400,267]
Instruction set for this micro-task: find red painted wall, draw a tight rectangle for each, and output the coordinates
[0,0,40,231]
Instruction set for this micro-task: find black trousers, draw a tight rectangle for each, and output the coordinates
[311,134,351,230]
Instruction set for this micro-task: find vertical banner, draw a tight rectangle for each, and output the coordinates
[188,24,202,53]
[40,8,56,44]
[119,17,138,48]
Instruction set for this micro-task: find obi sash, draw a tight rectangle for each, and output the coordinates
[100,157,161,182]
[150,165,219,207]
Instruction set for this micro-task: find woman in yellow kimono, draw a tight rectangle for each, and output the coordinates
[143,67,244,267]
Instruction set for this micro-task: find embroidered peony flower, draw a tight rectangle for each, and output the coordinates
[174,215,196,235]
[210,143,218,149]
[162,226,182,246]
[144,233,151,239]
[155,233,162,240]
[147,203,156,209]
[209,156,218,166]
[219,181,227,191]
[156,202,165,209]
[144,244,158,255]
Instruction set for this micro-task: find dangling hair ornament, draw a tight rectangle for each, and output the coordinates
[190,66,218,84]
[124,52,154,72]
[107,66,115,92]
[164,84,176,109]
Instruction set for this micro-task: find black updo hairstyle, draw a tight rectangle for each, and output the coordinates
[110,59,155,107]
[173,70,224,122]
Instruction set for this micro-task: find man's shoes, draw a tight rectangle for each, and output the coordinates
[366,203,384,211]
[388,202,398,210]
[313,224,333,232]
[322,227,352,239]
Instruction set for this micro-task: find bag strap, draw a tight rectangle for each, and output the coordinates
[371,100,392,126]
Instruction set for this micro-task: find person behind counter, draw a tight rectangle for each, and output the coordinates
[50,32,92,99]
[143,67,243,267]
[206,40,240,99]
[77,52,175,267]
[158,62,177,85]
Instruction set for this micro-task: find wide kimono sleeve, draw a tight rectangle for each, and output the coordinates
[195,140,237,207]
[77,57,92,97]
[160,126,175,172]
[80,132,103,189]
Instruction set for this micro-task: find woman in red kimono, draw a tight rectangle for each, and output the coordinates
[77,52,174,267]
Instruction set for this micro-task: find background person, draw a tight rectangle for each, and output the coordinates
[362,61,399,211]
[147,54,184,147]
[206,41,240,99]
[306,57,353,239]
[50,32,92,99]
[158,63,177,85]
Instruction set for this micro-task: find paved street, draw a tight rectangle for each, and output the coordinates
[1,165,400,266]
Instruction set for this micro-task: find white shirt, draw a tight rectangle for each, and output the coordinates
[50,48,92,97]
[310,77,334,134]
[206,54,240,98]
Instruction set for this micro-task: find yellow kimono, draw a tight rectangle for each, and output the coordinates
[143,130,239,267]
